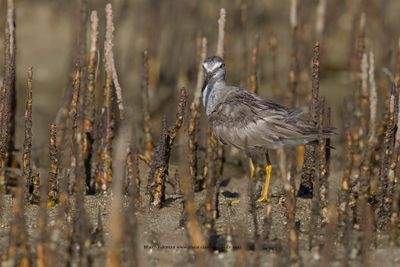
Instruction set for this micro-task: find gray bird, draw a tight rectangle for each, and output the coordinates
[202,56,333,202]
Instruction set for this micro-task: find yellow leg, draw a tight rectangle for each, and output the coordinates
[257,152,272,203]
[249,158,255,179]
[257,164,272,202]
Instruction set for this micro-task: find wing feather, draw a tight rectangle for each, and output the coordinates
[208,88,320,150]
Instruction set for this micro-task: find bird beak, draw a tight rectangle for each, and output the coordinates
[202,72,212,92]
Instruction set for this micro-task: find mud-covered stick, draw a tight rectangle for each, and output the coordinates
[141,50,154,161]
[106,126,131,267]
[95,4,115,191]
[22,67,34,202]
[82,10,99,194]
[149,88,188,208]
[3,0,17,174]
[47,123,59,207]
[299,42,320,198]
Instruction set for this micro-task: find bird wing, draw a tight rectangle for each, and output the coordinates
[208,88,318,150]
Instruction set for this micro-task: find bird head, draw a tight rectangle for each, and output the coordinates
[202,56,225,91]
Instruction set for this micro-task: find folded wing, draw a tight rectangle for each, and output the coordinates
[208,88,326,150]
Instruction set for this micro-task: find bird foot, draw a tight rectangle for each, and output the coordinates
[228,197,269,205]
[228,199,240,205]
[256,195,269,203]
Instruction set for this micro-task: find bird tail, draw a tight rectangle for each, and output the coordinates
[307,126,336,149]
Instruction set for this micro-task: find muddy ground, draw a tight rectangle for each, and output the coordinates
[1,159,399,267]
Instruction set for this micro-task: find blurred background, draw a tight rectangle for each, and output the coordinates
[0,0,399,165]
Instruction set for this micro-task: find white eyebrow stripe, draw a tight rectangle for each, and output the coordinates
[204,61,221,72]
